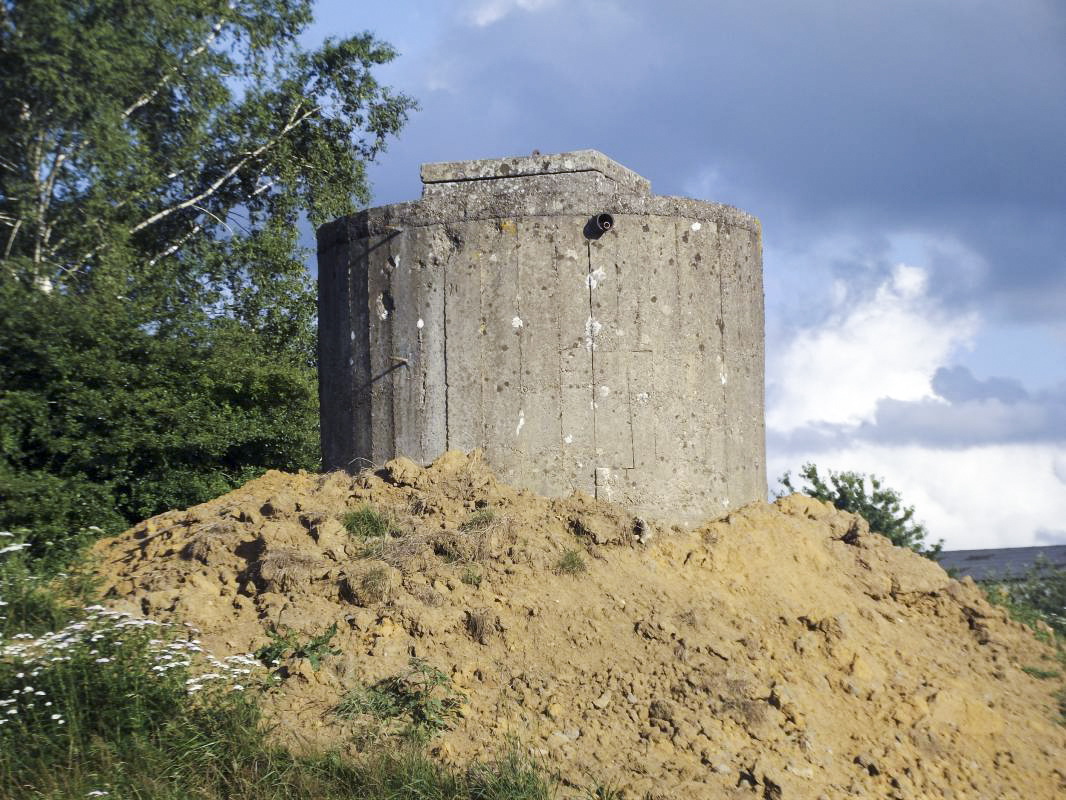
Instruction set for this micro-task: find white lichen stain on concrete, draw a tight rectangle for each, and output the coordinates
[595,467,614,502]
[563,434,573,445]
[584,317,603,351]
[720,369,728,385]
[599,385,611,397]
[350,331,356,341]
[635,392,649,406]
[586,267,607,289]
[376,294,389,321]
[417,318,425,329]
[564,248,579,261]
[511,316,524,329]
[515,409,525,437]
[691,222,702,232]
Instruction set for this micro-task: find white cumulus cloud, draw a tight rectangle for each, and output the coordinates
[768,444,1066,550]
[466,0,558,27]
[767,263,978,432]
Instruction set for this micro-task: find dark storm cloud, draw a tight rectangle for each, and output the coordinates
[770,366,1066,451]
[365,0,1066,323]
[931,366,1028,404]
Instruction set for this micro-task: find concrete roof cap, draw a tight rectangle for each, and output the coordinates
[420,149,652,195]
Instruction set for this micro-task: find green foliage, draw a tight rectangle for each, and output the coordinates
[983,557,1066,639]
[255,622,340,670]
[334,658,466,739]
[0,1,415,562]
[342,506,392,539]
[556,548,587,575]
[779,463,943,558]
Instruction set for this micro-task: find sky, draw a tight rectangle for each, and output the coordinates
[304,0,1066,551]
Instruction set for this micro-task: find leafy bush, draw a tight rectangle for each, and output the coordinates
[255,623,341,671]
[779,463,943,558]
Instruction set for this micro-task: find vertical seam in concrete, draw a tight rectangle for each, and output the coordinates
[514,223,523,454]
[554,235,565,466]
[442,256,451,450]
[478,236,485,448]
[625,356,636,470]
[586,240,598,498]
[615,243,636,471]
[387,244,397,461]
[717,225,729,491]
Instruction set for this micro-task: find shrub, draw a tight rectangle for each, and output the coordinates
[779,463,943,558]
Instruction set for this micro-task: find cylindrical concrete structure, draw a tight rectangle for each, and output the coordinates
[317,150,765,523]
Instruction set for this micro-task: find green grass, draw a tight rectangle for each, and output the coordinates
[334,657,466,740]
[459,509,496,532]
[555,549,586,576]
[461,566,483,588]
[0,545,559,800]
[1021,665,1061,680]
[341,506,392,539]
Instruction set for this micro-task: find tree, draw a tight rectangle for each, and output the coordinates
[779,463,943,558]
[0,1,415,565]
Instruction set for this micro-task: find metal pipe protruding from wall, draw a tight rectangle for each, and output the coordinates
[583,213,615,240]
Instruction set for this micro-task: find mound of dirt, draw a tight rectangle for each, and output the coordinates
[92,451,1066,799]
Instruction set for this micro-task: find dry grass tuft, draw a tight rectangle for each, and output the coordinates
[464,607,496,644]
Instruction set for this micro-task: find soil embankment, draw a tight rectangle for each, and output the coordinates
[93,451,1066,799]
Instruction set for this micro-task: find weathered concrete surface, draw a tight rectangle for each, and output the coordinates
[318,150,765,523]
